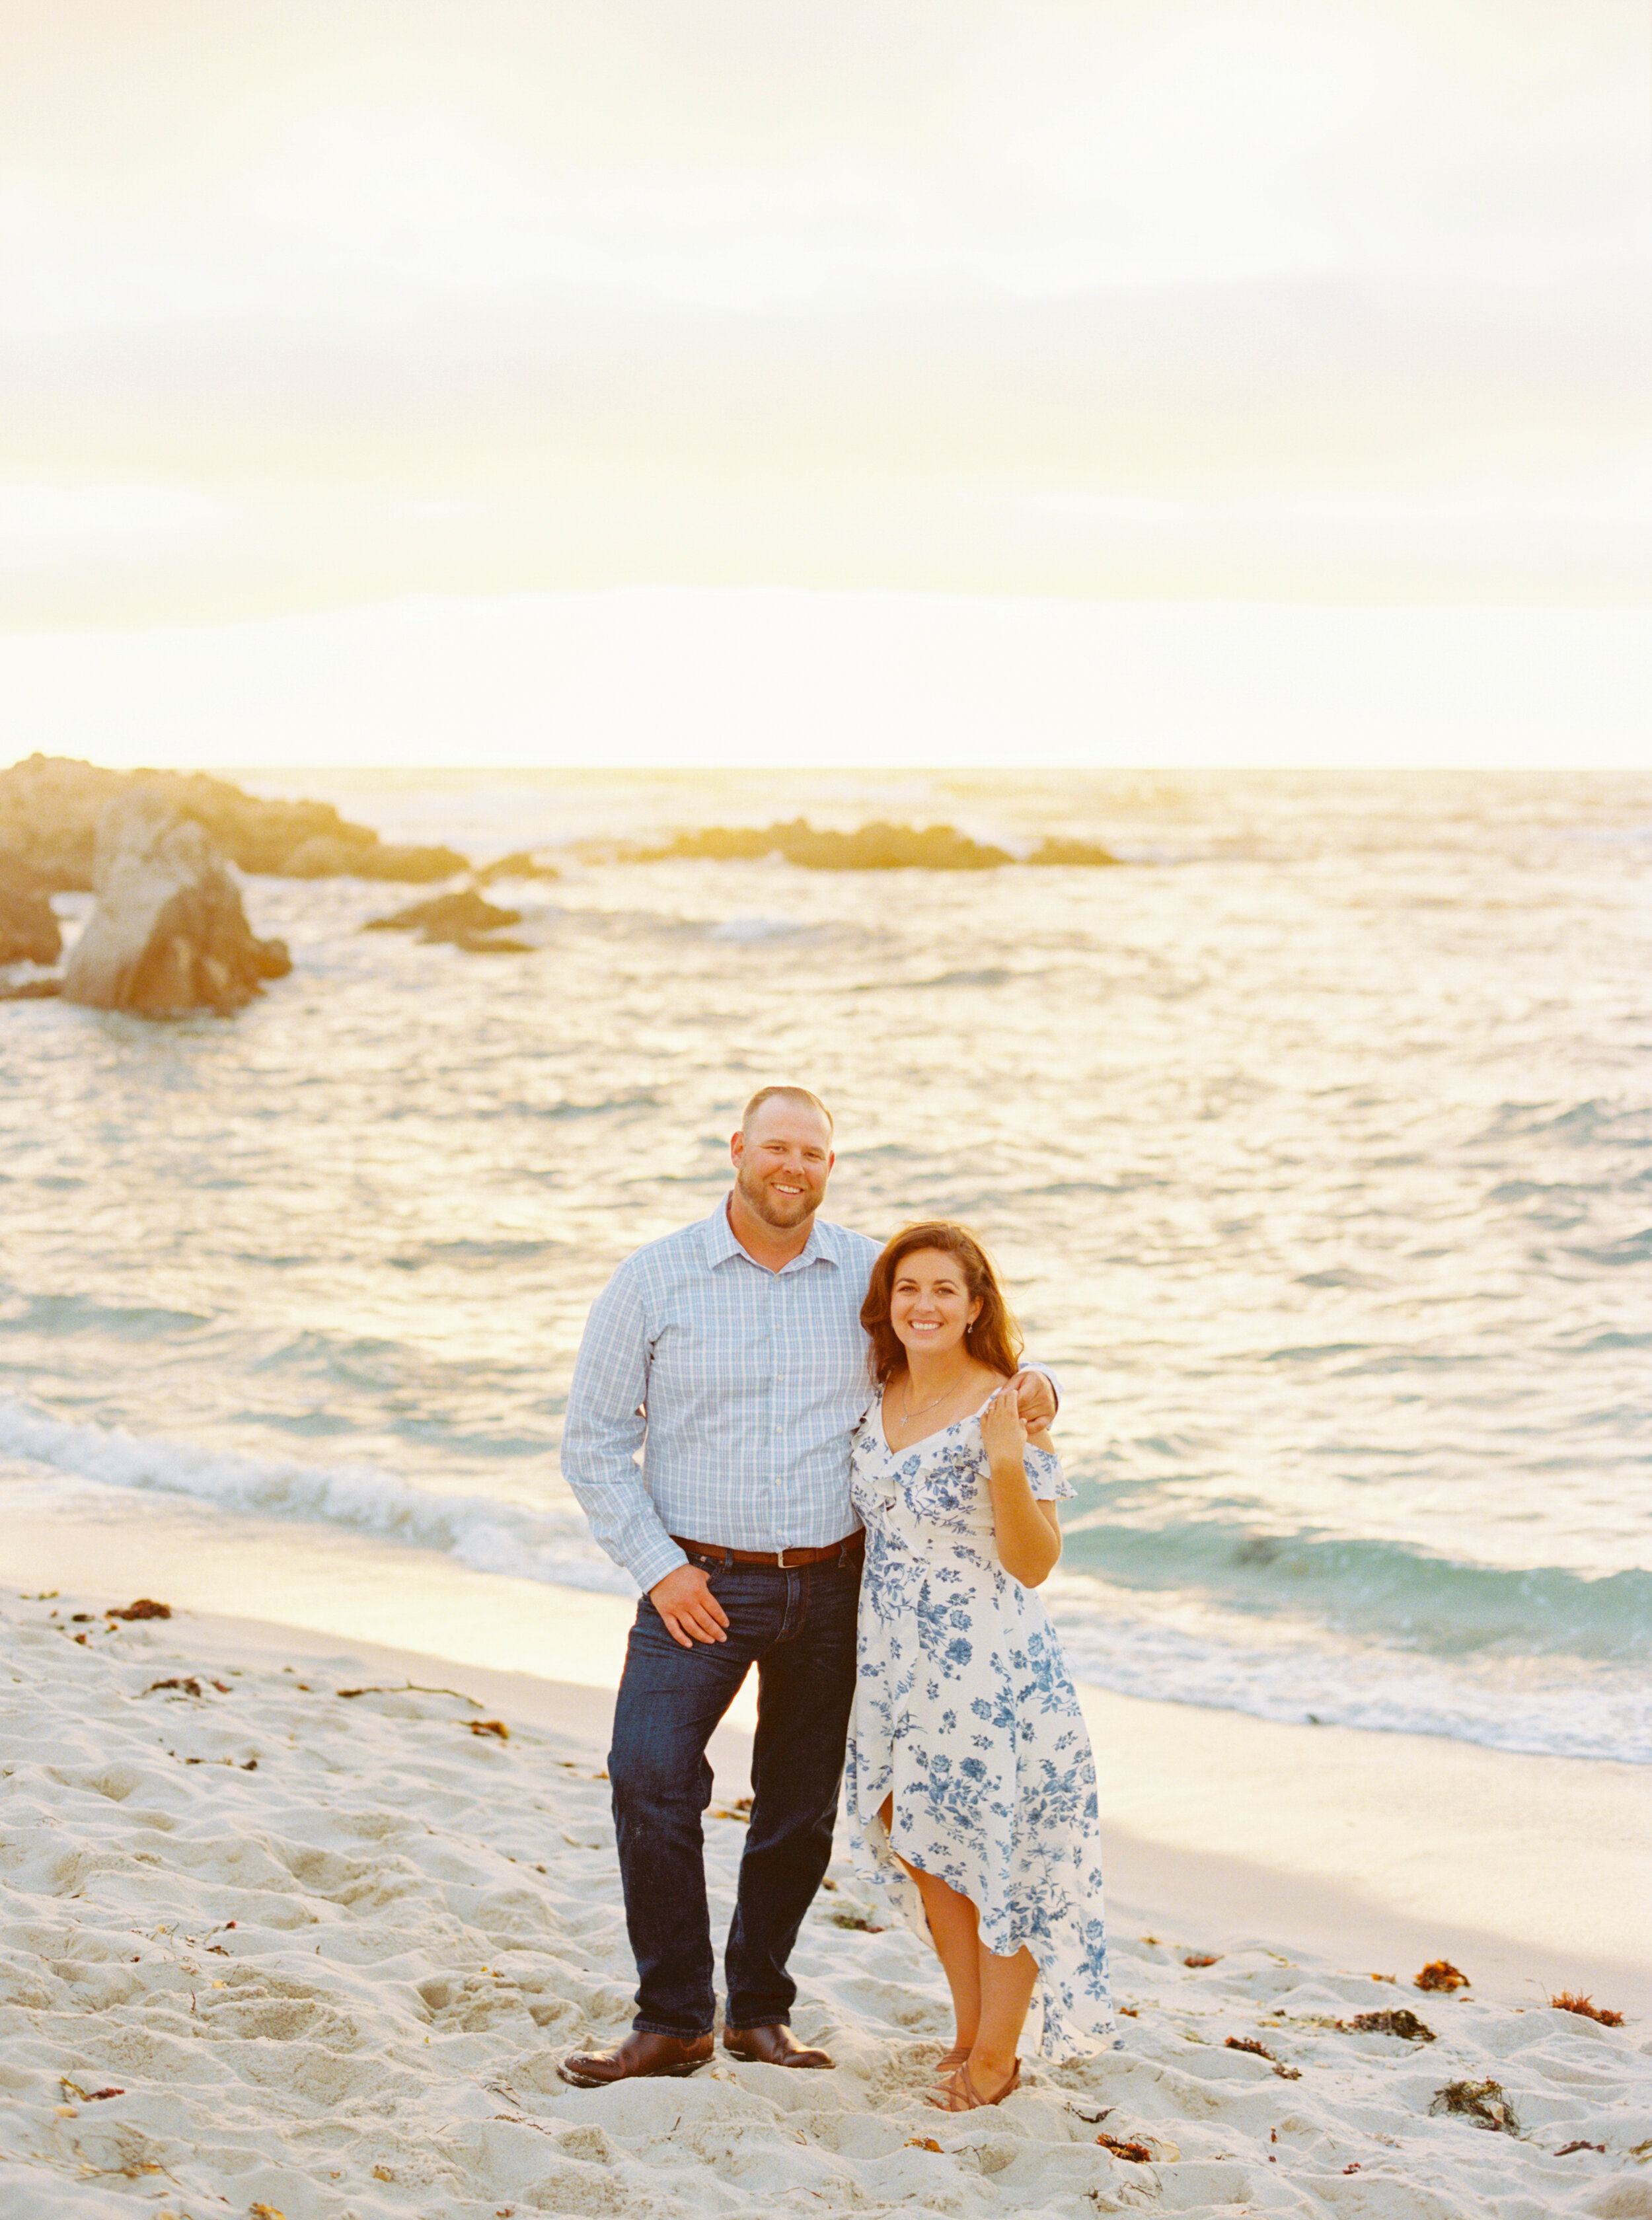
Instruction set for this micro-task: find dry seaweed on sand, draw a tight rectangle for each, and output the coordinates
[1429,2078,1521,2133]
[336,1681,487,1706]
[106,1598,171,1621]
[1096,2133,1154,2163]
[61,2078,124,2102]
[1415,1958,1470,1992]
[1547,1990,1624,2026]
[1225,2036,1302,2079]
[1183,1952,1221,1968]
[1335,2009,1437,2042]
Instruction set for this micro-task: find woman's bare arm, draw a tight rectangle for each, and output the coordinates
[981,1388,1063,1587]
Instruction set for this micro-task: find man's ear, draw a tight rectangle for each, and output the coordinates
[730,1128,745,1167]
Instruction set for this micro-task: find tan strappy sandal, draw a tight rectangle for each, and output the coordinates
[927,2057,1020,2110]
[932,2044,970,2077]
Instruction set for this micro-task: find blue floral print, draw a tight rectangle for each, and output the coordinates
[845,1395,1115,2057]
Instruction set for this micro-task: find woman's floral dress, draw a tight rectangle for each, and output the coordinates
[845,1393,1113,2057]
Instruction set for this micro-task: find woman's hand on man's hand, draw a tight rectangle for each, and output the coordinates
[1010,1369,1057,1430]
[981,1384,1030,1462]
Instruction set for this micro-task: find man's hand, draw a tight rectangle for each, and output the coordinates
[1010,1369,1057,1431]
[649,1563,731,1649]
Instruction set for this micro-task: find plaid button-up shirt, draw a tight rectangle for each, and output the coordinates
[561,1199,882,1594]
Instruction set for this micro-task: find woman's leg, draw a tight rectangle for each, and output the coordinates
[970,1939,1037,2090]
[908,1866,987,2054]
[876,1797,1037,2101]
[878,1795,982,2054]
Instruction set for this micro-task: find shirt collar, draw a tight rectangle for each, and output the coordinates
[702,1194,843,1275]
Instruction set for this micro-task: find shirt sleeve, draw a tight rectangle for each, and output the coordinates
[1025,1441,1075,1502]
[560,1262,688,1595]
[1020,1356,1062,1415]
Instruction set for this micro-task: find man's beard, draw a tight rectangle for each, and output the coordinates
[737,1166,821,1229]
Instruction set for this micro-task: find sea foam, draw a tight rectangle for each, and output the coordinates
[4,1390,1644,1765]
[0,1393,633,1598]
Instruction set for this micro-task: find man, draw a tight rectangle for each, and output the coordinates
[558,1086,1055,2087]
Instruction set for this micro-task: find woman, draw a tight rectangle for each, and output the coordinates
[845,1222,1112,2109]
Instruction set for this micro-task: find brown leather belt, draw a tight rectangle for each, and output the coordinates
[671,1532,864,1570]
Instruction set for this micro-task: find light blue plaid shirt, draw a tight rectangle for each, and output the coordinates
[561,1199,882,1594]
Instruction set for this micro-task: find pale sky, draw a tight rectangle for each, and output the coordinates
[3,0,1649,626]
[0,3,1647,766]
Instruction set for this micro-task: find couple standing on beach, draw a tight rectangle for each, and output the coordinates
[557,1086,1112,2109]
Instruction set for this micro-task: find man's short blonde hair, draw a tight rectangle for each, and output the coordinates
[740,1085,834,1138]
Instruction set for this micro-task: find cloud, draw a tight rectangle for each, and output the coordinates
[5,0,1647,322]
[0,483,229,543]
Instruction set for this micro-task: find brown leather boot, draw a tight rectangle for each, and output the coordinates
[558,2029,714,2088]
[722,2023,835,2069]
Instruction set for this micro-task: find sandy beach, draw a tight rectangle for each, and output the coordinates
[3,1530,1649,2220]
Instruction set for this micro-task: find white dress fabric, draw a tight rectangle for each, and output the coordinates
[845,1392,1114,2057]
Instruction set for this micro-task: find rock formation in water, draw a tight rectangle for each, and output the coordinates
[0,850,63,967]
[63,793,293,1018]
[471,849,561,886]
[361,888,531,951]
[1023,835,1123,866]
[0,755,467,889]
[619,819,1120,870]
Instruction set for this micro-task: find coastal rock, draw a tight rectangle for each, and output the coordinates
[63,792,293,1018]
[472,848,561,885]
[453,932,534,953]
[633,819,1015,870]
[1025,834,1121,866]
[0,850,62,966]
[257,829,378,879]
[282,832,468,881]
[362,889,526,948]
[363,843,469,882]
[0,755,467,887]
[619,819,1121,870]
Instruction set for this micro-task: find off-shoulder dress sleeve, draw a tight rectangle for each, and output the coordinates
[1026,1440,1074,1502]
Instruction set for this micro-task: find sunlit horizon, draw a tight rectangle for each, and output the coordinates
[1,585,1648,773]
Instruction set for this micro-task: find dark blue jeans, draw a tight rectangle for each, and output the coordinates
[607,1549,861,2038]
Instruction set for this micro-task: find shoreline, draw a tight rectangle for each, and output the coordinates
[174,1605,1652,2018]
[5,1498,1648,2016]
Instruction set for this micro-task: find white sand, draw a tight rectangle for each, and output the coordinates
[4,1493,1648,2009]
[3,1585,1650,2220]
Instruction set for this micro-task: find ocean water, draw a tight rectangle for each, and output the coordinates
[3,767,1649,1763]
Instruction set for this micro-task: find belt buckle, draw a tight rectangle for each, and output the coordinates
[774,1545,795,1569]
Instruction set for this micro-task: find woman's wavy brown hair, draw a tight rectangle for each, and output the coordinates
[860,1222,1024,1386]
